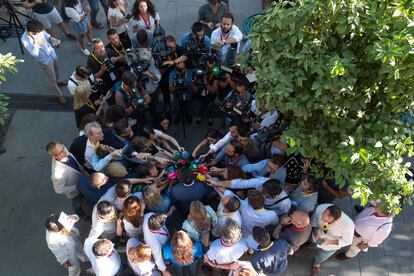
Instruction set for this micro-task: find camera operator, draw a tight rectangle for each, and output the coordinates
[168,61,198,125]
[114,71,152,124]
[68,65,96,95]
[87,38,124,92]
[222,78,253,124]
[250,100,279,129]
[105,29,130,65]
[194,54,219,127]
[210,12,243,63]
[180,22,211,68]
[160,36,188,111]
[137,49,162,115]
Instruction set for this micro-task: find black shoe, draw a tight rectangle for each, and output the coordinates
[208,118,213,127]
[354,205,364,213]
[174,117,181,125]
[336,252,350,261]
[65,33,77,40]
[196,118,202,126]
[186,116,193,124]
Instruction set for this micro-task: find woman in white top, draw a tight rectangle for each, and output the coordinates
[108,0,132,48]
[130,0,160,43]
[116,195,144,238]
[64,0,93,55]
[127,238,160,275]
[182,200,217,247]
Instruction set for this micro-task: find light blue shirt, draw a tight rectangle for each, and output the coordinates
[21,31,56,65]
[242,159,287,184]
[180,32,211,51]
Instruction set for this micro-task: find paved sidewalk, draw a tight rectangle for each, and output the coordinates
[0,1,413,275]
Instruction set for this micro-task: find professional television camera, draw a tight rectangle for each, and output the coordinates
[103,56,115,71]
[151,25,170,67]
[128,88,149,112]
[126,49,150,82]
[219,94,253,122]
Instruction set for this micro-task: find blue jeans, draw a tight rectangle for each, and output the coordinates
[310,237,337,266]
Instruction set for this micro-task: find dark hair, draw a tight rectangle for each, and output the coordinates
[136,163,153,178]
[75,65,90,78]
[107,28,118,37]
[252,226,270,244]
[45,141,57,153]
[114,118,130,136]
[236,78,250,89]
[179,168,194,184]
[221,12,234,23]
[115,180,131,198]
[157,112,171,129]
[224,196,240,212]
[303,174,319,193]
[270,154,284,167]
[326,205,342,221]
[136,29,149,48]
[132,0,157,18]
[64,0,78,7]
[206,54,218,65]
[226,165,246,180]
[262,179,282,197]
[97,201,115,217]
[142,127,155,140]
[206,129,222,140]
[105,105,126,125]
[26,19,44,33]
[148,213,167,230]
[79,113,101,131]
[247,190,265,210]
[191,22,204,33]
[122,71,137,87]
[237,123,251,138]
[229,140,243,155]
[45,214,64,232]
[164,35,176,44]
[92,239,113,256]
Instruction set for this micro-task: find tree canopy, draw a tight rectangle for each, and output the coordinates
[249,0,414,213]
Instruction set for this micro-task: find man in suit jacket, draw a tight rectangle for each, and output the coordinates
[46,142,88,218]
[69,122,143,174]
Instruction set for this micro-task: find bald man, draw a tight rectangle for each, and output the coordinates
[273,211,311,253]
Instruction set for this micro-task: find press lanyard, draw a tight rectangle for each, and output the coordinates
[86,100,96,111]
[140,14,151,29]
[260,242,273,251]
[149,227,169,237]
[111,42,125,55]
[220,31,230,41]
[91,53,104,65]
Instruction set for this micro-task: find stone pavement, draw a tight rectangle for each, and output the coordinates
[0,0,413,275]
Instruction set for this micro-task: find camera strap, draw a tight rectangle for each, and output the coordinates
[91,52,104,65]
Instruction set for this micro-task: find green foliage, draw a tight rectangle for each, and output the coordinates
[250,0,414,213]
[0,53,23,125]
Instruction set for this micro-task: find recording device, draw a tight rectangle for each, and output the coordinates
[192,67,207,88]
[174,72,188,90]
[151,25,170,67]
[103,57,115,71]
[250,124,283,145]
[220,43,238,73]
[185,33,207,54]
[125,13,132,20]
[219,93,252,121]
[91,79,105,93]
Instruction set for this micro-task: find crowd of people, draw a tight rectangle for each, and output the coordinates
[18,0,397,275]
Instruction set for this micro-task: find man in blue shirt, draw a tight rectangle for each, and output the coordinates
[21,19,68,105]
[241,154,287,184]
[251,226,292,275]
[169,61,198,124]
[76,172,116,209]
[180,22,211,67]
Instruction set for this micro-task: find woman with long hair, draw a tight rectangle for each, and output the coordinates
[182,201,217,248]
[163,231,203,276]
[64,0,93,55]
[72,81,105,129]
[130,0,160,43]
[108,0,132,47]
[117,195,145,238]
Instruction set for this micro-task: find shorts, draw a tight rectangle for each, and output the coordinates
[71,16,90,35]
[33,7,63,29]
[87,0,108,13]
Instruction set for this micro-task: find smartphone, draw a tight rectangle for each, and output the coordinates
[121,145,128,153]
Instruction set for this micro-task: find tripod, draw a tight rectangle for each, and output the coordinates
[0,0,31,54]
[176,88,189,138]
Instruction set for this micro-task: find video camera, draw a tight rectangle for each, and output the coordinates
[126,87,148,112]
[219,91,253,122]
[185,33,207,55]
[151,25,171,67]
[103,56,115,71]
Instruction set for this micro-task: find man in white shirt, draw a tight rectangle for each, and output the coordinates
[210,12,243,63]
[336,203,393,260]
[205,218,248,270]
[310,204,354,275]
[89,201,117,239]
[67,65,96,95]
[143,213,172,276]
[84,237,121,276]
[209,177,291,216]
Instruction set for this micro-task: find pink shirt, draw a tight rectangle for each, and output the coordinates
[354,207,393,247]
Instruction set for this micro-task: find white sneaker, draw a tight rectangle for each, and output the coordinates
[81,48,90,55]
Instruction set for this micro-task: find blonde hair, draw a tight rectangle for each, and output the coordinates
[171,231,194,264]
[143,184,163,210]
[188,201,211,232]
[128,243,152,263]
[73,81,91,110]
[107,161,128,177]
